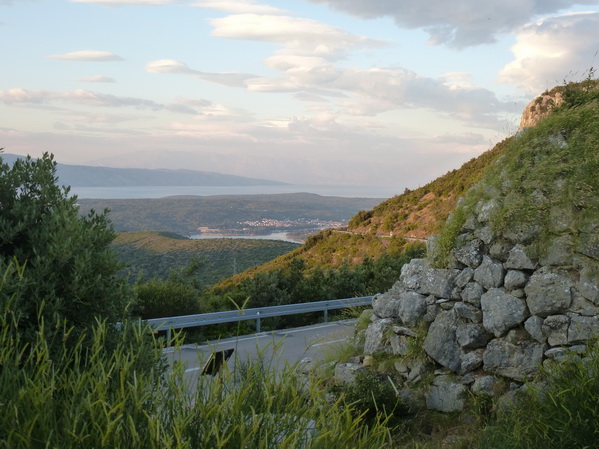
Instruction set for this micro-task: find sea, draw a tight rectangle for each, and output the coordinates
[69,184,401,200]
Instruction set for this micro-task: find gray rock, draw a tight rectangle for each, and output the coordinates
[472,375,500,397]
[334,363,366,384]
[504,224,540,244]
[426,375,468,412]
[474,226,494,245]
[389,335,410,356]
[504,244,536,270]
[524,315,546,343]
[423,310,462,372]
[372,293,400,319]
[483,338,546,381]
[408,360,428,383]
[474,256,505,289]
[454,239,484,268]
[477,199,501,223]
[460,350,484,374]
[392,326,417,337]
[504,270,529,290]
[364,318,394,354]
[576,261,599,305]
[461,282,484,307]
[455,267,474,288]
[576,232,599,260]
[481,288,528,337]
[400,259,461,299]
[456,324,492,349]
[397,291,428,326]
[541,315,569,346]
[490,241,511,261]
[570,292,599,316]
[525,269,572,317]
[567,314,599,344]
[454,302,483,323]
[540,235,573,266]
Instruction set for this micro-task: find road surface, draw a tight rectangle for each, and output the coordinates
[164,319,356,381]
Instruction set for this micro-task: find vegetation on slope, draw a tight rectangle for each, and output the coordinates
[347,138,510,238]
[112,230,299,285]
[433,78,599,265]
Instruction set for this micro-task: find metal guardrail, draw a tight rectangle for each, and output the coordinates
[147,296,373,343]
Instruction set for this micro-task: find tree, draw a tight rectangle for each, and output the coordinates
[0,153,134,345]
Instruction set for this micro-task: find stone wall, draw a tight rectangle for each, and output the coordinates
[352,194,599,412]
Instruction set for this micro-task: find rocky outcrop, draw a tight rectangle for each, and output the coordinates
[518,90,564,131]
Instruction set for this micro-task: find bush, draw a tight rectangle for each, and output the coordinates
[0,153,134,349]
[134,278,201,319]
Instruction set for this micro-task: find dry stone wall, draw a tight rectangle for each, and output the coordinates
[356,191,599,412]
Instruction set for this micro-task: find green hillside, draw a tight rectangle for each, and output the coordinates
[112,231,299,285]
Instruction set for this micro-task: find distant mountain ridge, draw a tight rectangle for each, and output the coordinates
[0,153,286,187]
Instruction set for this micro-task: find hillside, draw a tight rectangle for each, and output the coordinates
[112,231,300,285]
[211,135,510,290]
[0,153,284,187]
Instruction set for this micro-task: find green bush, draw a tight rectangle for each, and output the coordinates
[0,153,134,350]
[134,278,201,319]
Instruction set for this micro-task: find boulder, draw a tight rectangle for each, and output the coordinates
[426,375,468,412]
[504,270,529,290]
[504,244,536,270]
[567,314,599,343]
[456,323,492,349]
[483,338,546,381]
[474,256,505,289]
[372,293,400,319]
[400,259,461,299]
[524,315,546,343]
[423,310,462,372]
[454,239,484,268]
[397,291,428,326]
[525,269,572,316]
[481,288,528,337]
[541,315,569,346]
[334,363,366,384]
[461,281,484,306]
[364,318,394,355]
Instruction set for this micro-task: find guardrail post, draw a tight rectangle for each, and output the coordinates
[166,328,172,346]
[324,308,328,323]
[256,311,261,333]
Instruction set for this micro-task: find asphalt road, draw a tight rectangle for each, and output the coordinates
[164,319,356,381]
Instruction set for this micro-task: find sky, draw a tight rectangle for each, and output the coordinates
[2,0,599,191]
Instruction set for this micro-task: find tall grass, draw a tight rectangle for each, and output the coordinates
[0,302,392,448]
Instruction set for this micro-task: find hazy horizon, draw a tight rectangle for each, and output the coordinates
[3,1,599,189]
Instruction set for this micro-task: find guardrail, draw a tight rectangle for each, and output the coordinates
[147,296,373,344]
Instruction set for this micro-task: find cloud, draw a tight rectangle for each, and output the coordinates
[210,13,385,59]
[48,50,124,61]
[500,12,599,92]
[305,0,599,48]
[74,75,116,83]
[70,0,177,5]
[146,59,256,87]
[193,0,284,14]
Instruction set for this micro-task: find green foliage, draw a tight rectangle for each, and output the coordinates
[113,231,299,286]
[333,370,407,424]
[0,153,133,348]
[134,278,200,319]
[0,291,393,448]
[476,344,599,449]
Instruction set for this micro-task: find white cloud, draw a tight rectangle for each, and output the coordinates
[70,0,177,5]
[193,0,284,14]
[48,50,124,61]
[500,12,599,92]
[306,0,599,48]
[209,14,385,59]
[75,75,116,83]
[146,59,255,86]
